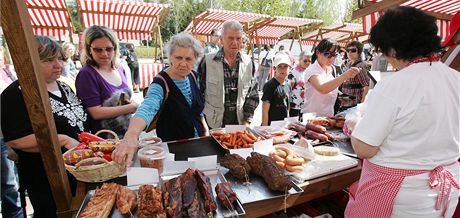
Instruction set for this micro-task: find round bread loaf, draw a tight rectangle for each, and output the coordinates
[314,146,340,156]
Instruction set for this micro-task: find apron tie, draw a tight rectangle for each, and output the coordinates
[429,165,460,216]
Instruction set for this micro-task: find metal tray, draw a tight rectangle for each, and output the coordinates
[161,170,246,218]
[210,127,265,150]
[219,167,304,205]
[75,185,148,218]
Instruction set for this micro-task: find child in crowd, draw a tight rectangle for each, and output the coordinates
[261,54,292,126]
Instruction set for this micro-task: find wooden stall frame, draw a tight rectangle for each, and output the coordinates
[1,0,74,217]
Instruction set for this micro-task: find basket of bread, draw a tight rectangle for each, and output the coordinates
[63,130,125,183]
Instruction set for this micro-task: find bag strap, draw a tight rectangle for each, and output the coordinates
[145,74,169,132]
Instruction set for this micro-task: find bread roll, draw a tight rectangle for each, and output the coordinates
[314,146,340,156]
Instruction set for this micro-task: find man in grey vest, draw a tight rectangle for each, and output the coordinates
[198,20,259,129]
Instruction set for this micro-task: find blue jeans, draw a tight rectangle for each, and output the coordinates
[258,65,270,91]
[1,138,23,218]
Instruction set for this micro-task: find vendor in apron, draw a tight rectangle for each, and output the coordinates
[345,6,460,218]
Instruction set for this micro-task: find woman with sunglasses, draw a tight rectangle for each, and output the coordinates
[301,39,361,117]
[338,41,370,112]
[76,25,138,138]
[345,7,459,217]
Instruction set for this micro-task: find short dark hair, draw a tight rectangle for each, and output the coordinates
[346,41,364,55]
[369,6,441,61]
[311,38,338,63]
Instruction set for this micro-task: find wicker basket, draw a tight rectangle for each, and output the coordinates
[64,130,125,183]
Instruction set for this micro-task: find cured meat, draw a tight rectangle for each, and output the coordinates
[181,168,197,208]
[163,176,183,218]
[215,182,237,208]
[80,183,118,218]
[287,122,306,133]
[116,185,137,215]
[219,153,251,180]
[194,169,217,213]
[305,130,329,142]
[137,184,164,218]
[186,190,207,218]
[246,152,293,192]
[305,123,327,133]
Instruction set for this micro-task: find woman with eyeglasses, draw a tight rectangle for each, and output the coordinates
[301,39,361,117]
[1,36,88,217]
[345,7,459,217]
[76,25,138,138]
[287,51,311,120]
[338,41,370,112]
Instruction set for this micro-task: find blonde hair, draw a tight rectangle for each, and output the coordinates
[80,25,119,68]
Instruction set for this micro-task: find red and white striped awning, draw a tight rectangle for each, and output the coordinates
[185,9,270,43]
[26,0,73,37]
[78,0,168,40]
[302,23,366,47]
[361,0,460,41]
[252,16,322,45]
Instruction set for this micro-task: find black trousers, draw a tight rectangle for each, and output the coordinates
[129,65,140,85]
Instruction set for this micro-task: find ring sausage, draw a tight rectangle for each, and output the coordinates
[275,150,287,158]
[285,164,304,172]
[285,155,305,166]
[275,146,292,156]
[271,154,285,162]
[275,161,285,168]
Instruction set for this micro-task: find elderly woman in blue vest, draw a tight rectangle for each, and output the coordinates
[112,32,209,166]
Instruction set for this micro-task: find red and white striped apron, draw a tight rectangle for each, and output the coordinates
[345,159,460,218]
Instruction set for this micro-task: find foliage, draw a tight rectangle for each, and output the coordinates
[66,0,83,33]
[136,46,162,58]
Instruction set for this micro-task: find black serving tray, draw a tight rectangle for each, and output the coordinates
[167,136,228,161]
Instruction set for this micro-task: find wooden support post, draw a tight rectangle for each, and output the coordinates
[1,0,73,217]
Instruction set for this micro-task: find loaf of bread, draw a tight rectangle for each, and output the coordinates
[314,146,340,156]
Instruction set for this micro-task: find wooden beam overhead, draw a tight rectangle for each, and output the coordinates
[351,0,409,20]
[1,0,73,217]
[26,5,68,11]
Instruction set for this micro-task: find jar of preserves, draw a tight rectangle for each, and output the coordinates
[137,146,165,174]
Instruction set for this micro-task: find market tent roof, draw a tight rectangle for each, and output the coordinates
[77,0,169,40]
[184,9,270,43]
[301,23,367,47]
[353,0,460,41]
[250,16,323,45]
[26,0,73,37]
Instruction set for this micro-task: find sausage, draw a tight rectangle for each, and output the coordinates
[275,150,287,158]
[275,161,285,168]
[305,130,329,142]
[305,123,327,133]
[275,146,292,156]
[285,155,305,166]
[271,154,285,162]
[287,122,306,133]
[285,164,304,172]
[323,131,334,140]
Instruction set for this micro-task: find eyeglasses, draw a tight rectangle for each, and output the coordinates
[323,51,338,58]
[346,48,358,53]
[91,46,115,53]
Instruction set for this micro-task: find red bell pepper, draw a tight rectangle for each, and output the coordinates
[78,132,104,144]
[102,153,112,162]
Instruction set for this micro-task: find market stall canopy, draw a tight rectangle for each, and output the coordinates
[301,23,367,47]
[250,16,323,45]
[26,0,73,37]
[77,0,169,40]
[184,9,270,43]
[353,0,460,41]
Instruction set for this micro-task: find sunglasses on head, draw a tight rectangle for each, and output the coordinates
[323,51,338,58]
[91,46,114,53]
[346,48,358,53]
